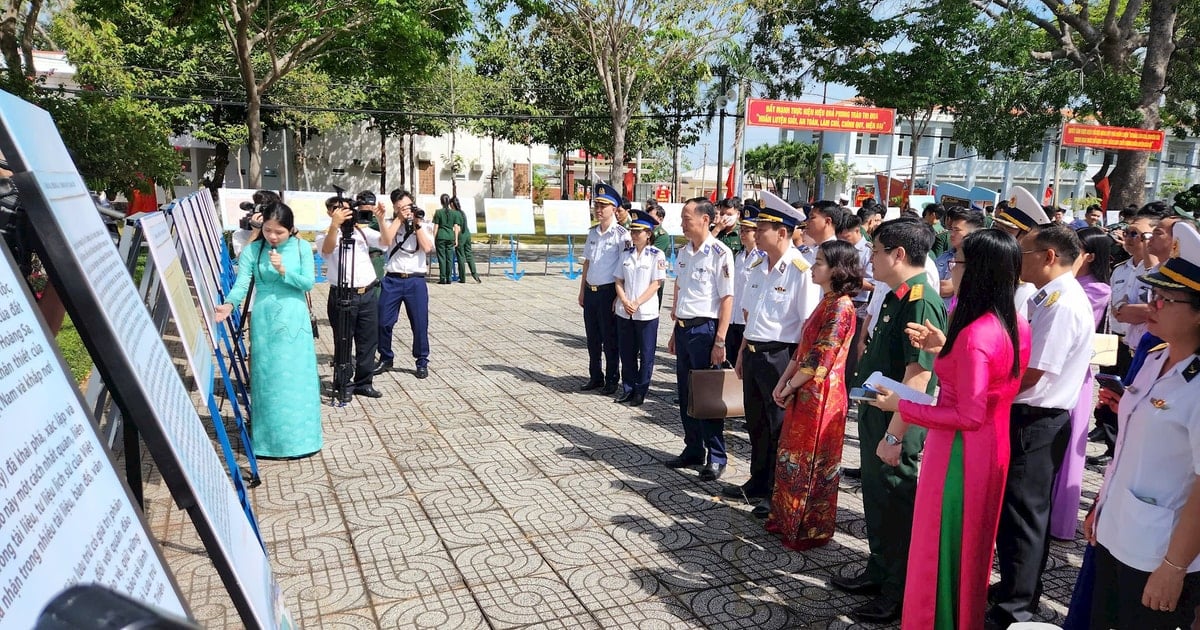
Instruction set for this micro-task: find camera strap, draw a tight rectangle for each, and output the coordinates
[385,224,417,261]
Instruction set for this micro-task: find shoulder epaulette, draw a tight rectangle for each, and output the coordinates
[749,257,765,269]
[791,258,810,273]
[1149,342,1169,354]
[909,283,924,301]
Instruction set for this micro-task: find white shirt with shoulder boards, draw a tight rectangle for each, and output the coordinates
[383,221,435,274]
[1095,347,1200,573]
[741,247,822,344]
[1107,259,1135,337]
[1015,272,1096,410]
[1121,260,1156,347]
[613,245,667,321]
[1015,282,1037,320]
[732,248,766,325]
[316,225,381,289]
[583,221,630,285]
[674,236,735,319]
[852,237,873,304]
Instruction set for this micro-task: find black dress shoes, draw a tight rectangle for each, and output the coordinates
[850,596,900,623]
[415,366,429,379]
[1087,452,1113,466]
[353,385,383,398]
[615,390,634,403]
[372,360,393,375]
[830,572,882,595]
[842,467,861,480]
[664,455,704,469]
[580,380,604,391]
[698,462,726,481]
[601,382,618,395]
[751,499,771,519]
[628,393,645,406]
[720,483,767,500]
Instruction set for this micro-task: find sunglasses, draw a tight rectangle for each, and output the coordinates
[1150,292,1193,309]
[1124,229,1153,241]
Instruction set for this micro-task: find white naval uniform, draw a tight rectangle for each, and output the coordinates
[316,226,381,288]
[1107,259,1136,337]
[583,221,630,285]
[1015,273,1096,410]
[674,236,735,319]
[733,248,766,326]
[384,222,436,274]
[613,245,667,321]
[1014,282,1037,320]
[741,248,821,344]
[1095,347,1200,572]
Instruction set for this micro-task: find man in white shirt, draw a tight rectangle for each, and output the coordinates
[317,194,383,401]
[988,222,1096,627]
[728,204,764,362]
[722,192,819,513]
[666,197,735,481]
[375,189,435,379]
[579,183,630,394]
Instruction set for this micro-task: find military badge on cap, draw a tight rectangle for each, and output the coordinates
[994,186,1050,232]
[1141,221,1200,292]
[628,208,659,231]
[593,182,622,207]
[740,202,761,228]
[755,191,805,229]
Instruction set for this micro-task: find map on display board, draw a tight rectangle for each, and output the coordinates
[139,213,214,400]
[659,203,684,237]
[217,188,257,232]
[541,200,591,236]
[0,243,188,628]
[0,89,292,629]
[218,188,329,232]
[483,198,535,234]
[415,195,479,235]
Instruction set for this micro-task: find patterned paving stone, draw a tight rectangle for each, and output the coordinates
[375,589,489,630]
[647,546,747,594]
[416,483,500,520]
[473,573,589,630]
[404,465,484,494]
[561,559,667,612]
[509,501,596,537]
[451,537,549,587]
[679,582,798,630]
[592,599,706,629]
[432,509,526,549]
[531,528,631,570]
[604,514,699,556]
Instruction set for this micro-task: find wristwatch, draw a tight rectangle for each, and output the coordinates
[714,340,726,348]
[884,432,902,446]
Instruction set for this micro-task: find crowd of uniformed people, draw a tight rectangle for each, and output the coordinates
[578,181,1200,629]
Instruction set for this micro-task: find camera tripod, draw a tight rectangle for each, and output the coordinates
[330,186,359,405]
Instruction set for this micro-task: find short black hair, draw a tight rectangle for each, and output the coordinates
[620,199,632,211]
[839,213,863,233]
[717,196,743,212]
[922,204,946,222]
[686,197,716,222]
[652,206,666,220]
[819,240,865,297]
[857,206,881,222]
[1076,226,1113,283]
[1030,222,1082,264]
[945,206,984,230]
[1137,201,1169,219]
[874,217,934,267]
[252,189,281,206]
[811,201,845,226]
[390,189,413,204]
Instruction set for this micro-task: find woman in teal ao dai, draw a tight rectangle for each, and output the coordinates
[216,203,322,459]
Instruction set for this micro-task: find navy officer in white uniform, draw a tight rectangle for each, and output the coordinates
[579,183,630,394]
[666,196,736,481]
[613,209,667,406]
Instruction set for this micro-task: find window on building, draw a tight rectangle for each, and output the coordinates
[896,134,910,156]
[939,139,958,159]
[855,134,880,155]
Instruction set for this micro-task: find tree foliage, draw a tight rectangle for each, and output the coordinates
[743,140,848,199]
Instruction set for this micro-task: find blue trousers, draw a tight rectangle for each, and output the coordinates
[675,320,726,464]
[582,284,619,385]
[377,275,429,368]
[616,316,658,396]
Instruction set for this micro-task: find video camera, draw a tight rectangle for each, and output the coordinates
[237,201,263,231]
[350,191,377,224]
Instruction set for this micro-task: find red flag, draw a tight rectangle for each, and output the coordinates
[708,188,717,202]
[1043,185,1053,205]
[724,164,736,198]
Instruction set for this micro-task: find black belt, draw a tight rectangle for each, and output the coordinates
[746,340,794,354]
[386,271,425,279]
[1012,403,1068,419]
[587,282,615,292]
[336,281,377,295]
[677,317,714,329]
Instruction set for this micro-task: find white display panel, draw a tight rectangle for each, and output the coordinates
[482,198,536,234]
[541,200,591,236]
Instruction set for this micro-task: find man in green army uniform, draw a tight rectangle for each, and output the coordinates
[646,200,673,307]
[833,217,948,624]
[713,197,743,254]
[432,193,465,284]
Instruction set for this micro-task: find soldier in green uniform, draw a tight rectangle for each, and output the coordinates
[433,193,465,284]
[833,217,948,624]
[647,200,673,307]
[713,196,743,254]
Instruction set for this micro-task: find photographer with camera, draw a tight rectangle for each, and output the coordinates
[374,189,435,379]
[231,190,280,256]
[316,192,385,401]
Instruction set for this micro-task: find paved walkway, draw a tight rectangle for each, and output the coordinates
[143,270,1099,628]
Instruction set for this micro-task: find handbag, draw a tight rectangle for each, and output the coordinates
[687,362,744,419]
[1091,305,1117,367]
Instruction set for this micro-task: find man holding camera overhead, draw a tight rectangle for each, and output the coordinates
[375,189,435,379]
[317,192,384,401]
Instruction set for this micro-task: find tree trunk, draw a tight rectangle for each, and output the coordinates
[408,134,416,192]
[450,128,458,198]
[731,78,750,197]
[292,128,307,190]
[1107,151,1148,210]
[379,131,387,193]
[490,134,497,197]
[672,141,680,203]
[207,142,230,195]
[609,110,628,184]
[246,92,264,188]
[398,133,406,189]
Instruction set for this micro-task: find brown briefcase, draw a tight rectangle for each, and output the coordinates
[687,365,744,419]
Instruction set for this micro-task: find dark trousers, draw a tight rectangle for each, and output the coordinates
[675,320,726,464]
[377,275,429,368]
[616,316,658,396]
[1096,341,1134,454]
[327,288,379,391]
[741,342,795,494]
[435,238,456,282]
[844,310,867,408]
[1091,544,1200,630]
[457,238,478,280]
[583,284,619,385]
[993,404,1073,623]
[725,323,745,366]
[857,403,926,602]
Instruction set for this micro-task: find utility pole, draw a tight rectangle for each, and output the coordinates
[701,143,709,199]
[715,74,729,201]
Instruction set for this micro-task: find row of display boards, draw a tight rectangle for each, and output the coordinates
[217,189,688,237]
[0,91,289,627]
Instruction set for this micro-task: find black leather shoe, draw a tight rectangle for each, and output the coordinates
[665,455,704,469]
[751,499,770,519]
[850,596,900,623]
[615,390,634,403]
[628,393,645,406]
[1088,427,1105,443]
[720,484,767,500]
[842,467,861,480]
[372,360,393,375]
[698,462,726,481]
[830,572,882,595]
[337,389,354,404]
[1087,452,1113,466]
[580,380,604,391]
[415,366,429,379]
[601,382,618,395]
[353,385,383,398]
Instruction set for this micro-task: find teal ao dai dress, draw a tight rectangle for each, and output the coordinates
[225,237,322,458]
